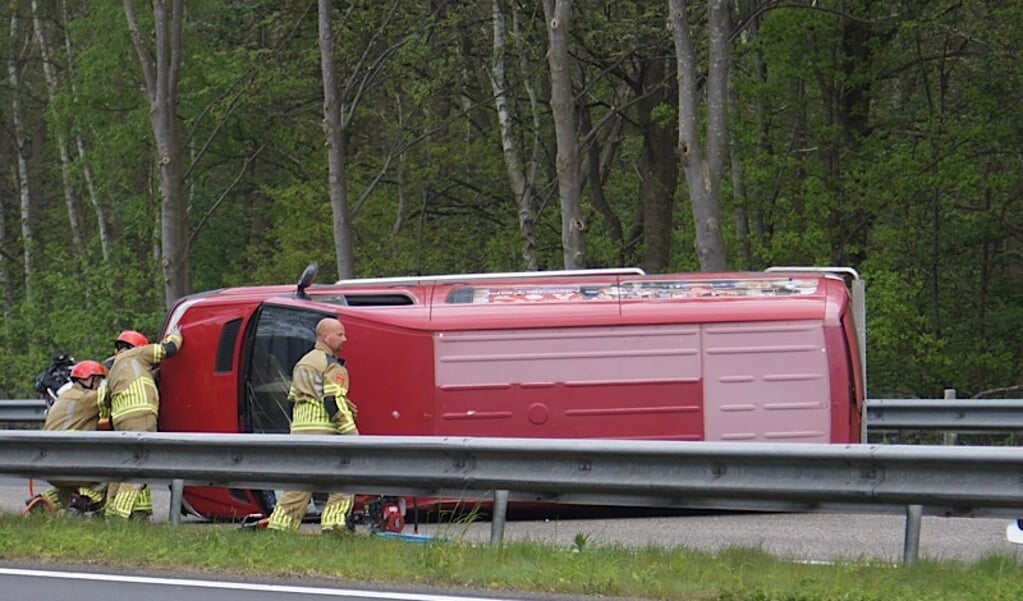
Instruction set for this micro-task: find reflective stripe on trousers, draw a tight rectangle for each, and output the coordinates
[104,486,153,519]
[267,491,353,533]
[105,411,156,519]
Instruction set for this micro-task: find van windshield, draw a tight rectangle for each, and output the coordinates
[243,304,333,433]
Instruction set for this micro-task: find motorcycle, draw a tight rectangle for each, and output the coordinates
[33,353,76,406]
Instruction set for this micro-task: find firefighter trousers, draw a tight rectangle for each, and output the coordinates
[266,490,354,533]
[105,411,157,519]
[266,428,354,533]
[41,481,106,512]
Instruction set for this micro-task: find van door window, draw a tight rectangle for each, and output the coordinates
[243,305,331,433]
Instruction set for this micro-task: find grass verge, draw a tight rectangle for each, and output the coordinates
[1,512,1022,600]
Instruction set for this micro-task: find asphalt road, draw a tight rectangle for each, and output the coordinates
[0,566,561,601]
[4,477,1023,564]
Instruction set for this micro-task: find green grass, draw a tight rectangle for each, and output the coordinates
[2,512,1023,600]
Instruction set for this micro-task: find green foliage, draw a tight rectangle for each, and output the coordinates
[0,2,1021,400]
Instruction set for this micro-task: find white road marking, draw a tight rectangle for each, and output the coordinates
[0,567,502,600]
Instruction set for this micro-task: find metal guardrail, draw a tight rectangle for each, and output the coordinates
[866,398,1023,432]
[2,430,1023,564]
[0,399,48,423]
[9,397,1023,432]
[1,430,1020,508]
[5,396,1023,564]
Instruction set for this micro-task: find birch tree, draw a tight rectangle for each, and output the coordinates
[489,0,540,270]
[62,0,111,263]
[0,170,9,314]
[7,12,35,298]
[318,0,354,280]
[31,0,85,261]
[668,0,729,271]
[318,0,403,280]
[123,0,190,306]
[542,0,586,269]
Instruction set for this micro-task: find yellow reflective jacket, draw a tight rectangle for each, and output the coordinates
[44,383,107,432]
[289,339,358,435]
[99,333,182,421]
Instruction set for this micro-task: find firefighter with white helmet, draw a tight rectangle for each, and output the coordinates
[24,360,109,515]
[98,328,183,520]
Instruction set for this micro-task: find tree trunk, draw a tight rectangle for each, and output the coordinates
[513,1,545,267]
[74,135,110,262]
[542,0,586,269]
[579,101,624,264]
[490,0,537,270]
[62,0,110,262]
[636,59,678,274]
[8,13,35,299]
[0,172,9,314]
[749,16,770,258]
[124,0,190,306]
[831,11,874,267]
[730,124,751,270]
[319,0,355,280]
[31,0,86,261]
[668,0,728,272]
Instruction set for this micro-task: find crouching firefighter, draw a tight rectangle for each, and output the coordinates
[24,360,109,515]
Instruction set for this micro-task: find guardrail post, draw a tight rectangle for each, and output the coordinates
[942,389,958,446]
[490,489,509,547]
[169,479,184,526]
[903,504,922,565]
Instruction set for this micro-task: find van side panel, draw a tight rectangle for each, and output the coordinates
[344,316,436,436]
[702,320,830,442]
[434,325,703,440]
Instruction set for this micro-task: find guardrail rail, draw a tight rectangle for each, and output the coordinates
[5,394,1023,565]
[2,430,1023,564]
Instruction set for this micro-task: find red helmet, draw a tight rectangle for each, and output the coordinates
[70,360,106,381]
[116,330,148,348]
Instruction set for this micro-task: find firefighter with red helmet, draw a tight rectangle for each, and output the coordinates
[264,317,359,535]
[24,360,109,515]
[99,328,183,520]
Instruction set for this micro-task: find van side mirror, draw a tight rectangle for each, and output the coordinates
[296,262,319,300]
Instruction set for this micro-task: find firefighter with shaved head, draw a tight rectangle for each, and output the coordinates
[264,316,359,535]
[98,328,183,520]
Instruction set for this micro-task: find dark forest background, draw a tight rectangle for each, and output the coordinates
[0,1,1020,400]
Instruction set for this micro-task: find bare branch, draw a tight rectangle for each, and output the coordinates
[188,144,266,246]
[122,0,157,100]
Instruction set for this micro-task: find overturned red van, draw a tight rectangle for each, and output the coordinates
[157,265,865,520]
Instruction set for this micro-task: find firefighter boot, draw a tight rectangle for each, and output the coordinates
[68,487,105,516]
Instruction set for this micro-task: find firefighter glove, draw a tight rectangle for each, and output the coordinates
[162,332,183,354]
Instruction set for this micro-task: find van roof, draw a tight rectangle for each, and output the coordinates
[171,268,851,331]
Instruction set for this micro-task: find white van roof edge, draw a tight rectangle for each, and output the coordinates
[334,267,647,287]
[765,265,860,280]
